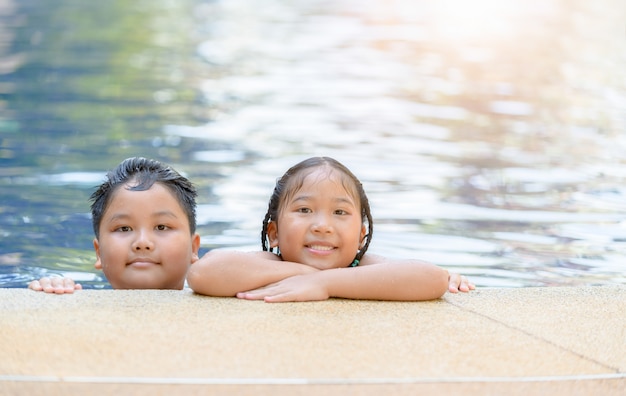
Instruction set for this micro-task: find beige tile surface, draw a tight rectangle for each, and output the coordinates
[2,380,626,396]
[445,285,626,372]
[1,287,624,394]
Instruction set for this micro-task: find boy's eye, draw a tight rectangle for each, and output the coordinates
[156,224,169,231]
[116,226,132,232]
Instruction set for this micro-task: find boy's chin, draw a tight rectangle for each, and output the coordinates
[108,276,185,290]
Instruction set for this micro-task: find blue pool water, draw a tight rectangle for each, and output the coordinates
[1,0,625,288]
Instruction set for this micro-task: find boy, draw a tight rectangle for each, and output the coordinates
[29,157,201,293]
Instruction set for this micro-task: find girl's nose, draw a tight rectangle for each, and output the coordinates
[311,214,333,233]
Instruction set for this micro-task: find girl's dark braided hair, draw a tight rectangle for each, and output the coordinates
[261,157,373,265]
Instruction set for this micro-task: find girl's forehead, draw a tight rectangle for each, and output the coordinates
[302,167,342,184]
[288,167,359,201]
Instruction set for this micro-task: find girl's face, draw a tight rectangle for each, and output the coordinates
[267,167,367,270]
[93,182,200,289]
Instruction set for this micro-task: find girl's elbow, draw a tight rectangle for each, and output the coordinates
[186,266,205,294]
[422,268,449,300]
[187,252,221,294]
[187,264,237,297]
[435,268,450,298]
[187,265,216,295]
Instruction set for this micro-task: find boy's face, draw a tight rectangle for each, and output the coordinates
[267,168,366,270]
[93,182,200,289]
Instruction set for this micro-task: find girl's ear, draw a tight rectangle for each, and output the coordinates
[267,221,279,248]
[93,238,102,270]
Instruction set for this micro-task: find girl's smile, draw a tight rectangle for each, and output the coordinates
[306,243,335,252]
[267,167,366,270]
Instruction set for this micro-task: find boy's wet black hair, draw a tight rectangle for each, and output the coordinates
[90,157,197,238]
[261,156,373,264]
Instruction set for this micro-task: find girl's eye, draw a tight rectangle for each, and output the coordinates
[156,224,169,231]
[116,226,132,232]
[334,209,348,215]
[297,207,312,214]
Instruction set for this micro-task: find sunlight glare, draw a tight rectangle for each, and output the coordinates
[432,0,526,41]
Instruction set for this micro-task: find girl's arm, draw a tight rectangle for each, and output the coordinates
[186,249,319,296]
[237,254,452,302]
[326,258,450,301]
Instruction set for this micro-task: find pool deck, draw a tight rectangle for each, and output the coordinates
[1,286,624,395]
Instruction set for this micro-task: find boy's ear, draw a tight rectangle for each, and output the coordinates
[266,221,279,248]
[191,233,201,263]
[93,238,102,270]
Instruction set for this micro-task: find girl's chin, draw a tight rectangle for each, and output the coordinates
[300,259,347,271]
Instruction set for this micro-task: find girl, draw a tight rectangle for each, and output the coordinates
[187,157,474,302]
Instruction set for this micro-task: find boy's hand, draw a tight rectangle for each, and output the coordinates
[448,272,475,293]
[28,277,82,294]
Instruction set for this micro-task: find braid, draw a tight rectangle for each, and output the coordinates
[261,211,273,253]
[261,182,283,253]
[355,182,373,261]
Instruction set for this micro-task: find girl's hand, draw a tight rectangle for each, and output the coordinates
[28,277,82,294]
[448,272,475,293]
[236,275,329,302]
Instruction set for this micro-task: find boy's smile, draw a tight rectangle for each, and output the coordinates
[93,182,200,289]
[127,258,159,268]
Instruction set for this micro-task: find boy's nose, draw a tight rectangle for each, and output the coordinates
[132,230,154,250]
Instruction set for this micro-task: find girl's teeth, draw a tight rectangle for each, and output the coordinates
[310,245,333,251]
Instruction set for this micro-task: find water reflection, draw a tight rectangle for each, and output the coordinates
[1,0,625,288]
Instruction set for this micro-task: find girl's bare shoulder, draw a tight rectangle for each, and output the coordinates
[202,249,281,261]
[357,253,391,266]
[358,254,432,267]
